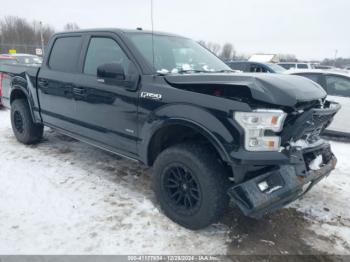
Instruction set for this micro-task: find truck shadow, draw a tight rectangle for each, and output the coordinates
[41,128,155,200]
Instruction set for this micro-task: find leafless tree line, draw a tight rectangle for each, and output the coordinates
[2,16,346,66]
[199,40,239,61]
[199,40,301,62]
[0,16,79,54]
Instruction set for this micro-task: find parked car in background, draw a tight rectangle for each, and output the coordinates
[226,61,286,73]
[0,54,41,107]
[0,72,4,107]
[289,70,350,136]
[0,55,17,107]
[278,62,315,70]
[0,55,17,65]
[7,54,42,66]
[314,65,335,70]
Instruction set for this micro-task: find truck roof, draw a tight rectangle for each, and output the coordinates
[54,28,184,38]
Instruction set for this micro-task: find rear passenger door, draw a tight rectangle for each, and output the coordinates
[38,35,83,131]
[72,34,140,156]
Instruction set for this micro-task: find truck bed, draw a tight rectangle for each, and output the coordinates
[0,64,40,109]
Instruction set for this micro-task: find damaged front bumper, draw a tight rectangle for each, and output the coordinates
[228,139,337,219]
[228,101,340,218]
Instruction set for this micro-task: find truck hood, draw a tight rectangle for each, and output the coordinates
[164,73,327,107]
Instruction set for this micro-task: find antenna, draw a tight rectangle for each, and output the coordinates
[151,0,155,72]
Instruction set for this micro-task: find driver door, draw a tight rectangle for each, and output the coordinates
[72,34,140,157]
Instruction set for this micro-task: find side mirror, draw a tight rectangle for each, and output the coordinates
[97,63,125,81]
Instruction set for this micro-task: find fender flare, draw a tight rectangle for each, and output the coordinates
[9,78,39,123]
[139,104,235,165]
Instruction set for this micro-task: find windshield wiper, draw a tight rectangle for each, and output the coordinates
[211,69,235,73]
[177,69,209,74]
[158,69,235,75]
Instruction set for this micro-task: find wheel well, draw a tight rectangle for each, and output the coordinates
[10,89,27,104]
[147,124,225,166]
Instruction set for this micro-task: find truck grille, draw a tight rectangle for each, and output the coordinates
[281,101,340,145]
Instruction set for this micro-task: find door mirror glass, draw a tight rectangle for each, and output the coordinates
[97,63,125,81]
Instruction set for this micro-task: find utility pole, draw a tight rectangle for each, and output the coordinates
[333,49,338,67]
[40,21,45,57]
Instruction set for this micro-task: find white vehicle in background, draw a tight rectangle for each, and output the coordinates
[278,62,315,70]
[315,65,336,70]
[288,70,350,136]
[4,53,42,66]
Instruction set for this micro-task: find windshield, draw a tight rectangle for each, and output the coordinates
[15,56,42,65]
[268,63,286,73]
[127,33,232,74]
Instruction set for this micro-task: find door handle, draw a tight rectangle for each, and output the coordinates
[73,87,86,95]
[72,87,88,101]
[38,79,48,87]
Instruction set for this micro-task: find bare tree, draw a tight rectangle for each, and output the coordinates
[63,23,80,31]
[220,43,236,61]
[278,53,298,62]
[322,57,350,68]
[198,40,206,47]
[0,16,55,54]
[198,40,222,56]
[207,42,221,56]
[233,53,249,61]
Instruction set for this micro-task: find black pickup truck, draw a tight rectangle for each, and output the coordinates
[0,29,340,229]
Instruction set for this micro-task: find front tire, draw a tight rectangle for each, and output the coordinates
[153,143,230,230]
[11,99,43,144]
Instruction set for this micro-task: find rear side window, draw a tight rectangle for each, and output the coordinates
[297,64,308,69]
[250,64,267,73]
[48,36,82,72]
[296,73,321,84]
[228,62,246,71]
[279,63,295,70]
[83,37,129,75]
[326,75,350,97]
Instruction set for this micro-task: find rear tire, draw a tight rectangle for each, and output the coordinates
[153,143,230,230]
[11,99,43,144]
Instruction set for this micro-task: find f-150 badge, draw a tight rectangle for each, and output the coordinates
[140,92,162,100]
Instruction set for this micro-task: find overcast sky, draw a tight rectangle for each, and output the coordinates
[1,0,349,60]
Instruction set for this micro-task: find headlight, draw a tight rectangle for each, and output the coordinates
[235,109,287,151]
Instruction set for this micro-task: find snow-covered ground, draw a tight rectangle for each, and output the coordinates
[0,108,349,255]
[290,141,350,254]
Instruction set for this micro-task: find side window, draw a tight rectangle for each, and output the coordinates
[228,62,245,71]
[279,64,295,70]
[84,37,129,75]
[297,64,308,69]
[297,73,321,84]
[326,75,350,97]
[48,37,82,72]
[250,64,261,73]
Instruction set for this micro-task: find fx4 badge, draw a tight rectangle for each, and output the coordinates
[140,92,162,100]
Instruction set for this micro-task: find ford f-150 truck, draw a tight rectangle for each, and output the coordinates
[0,29,340,230]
